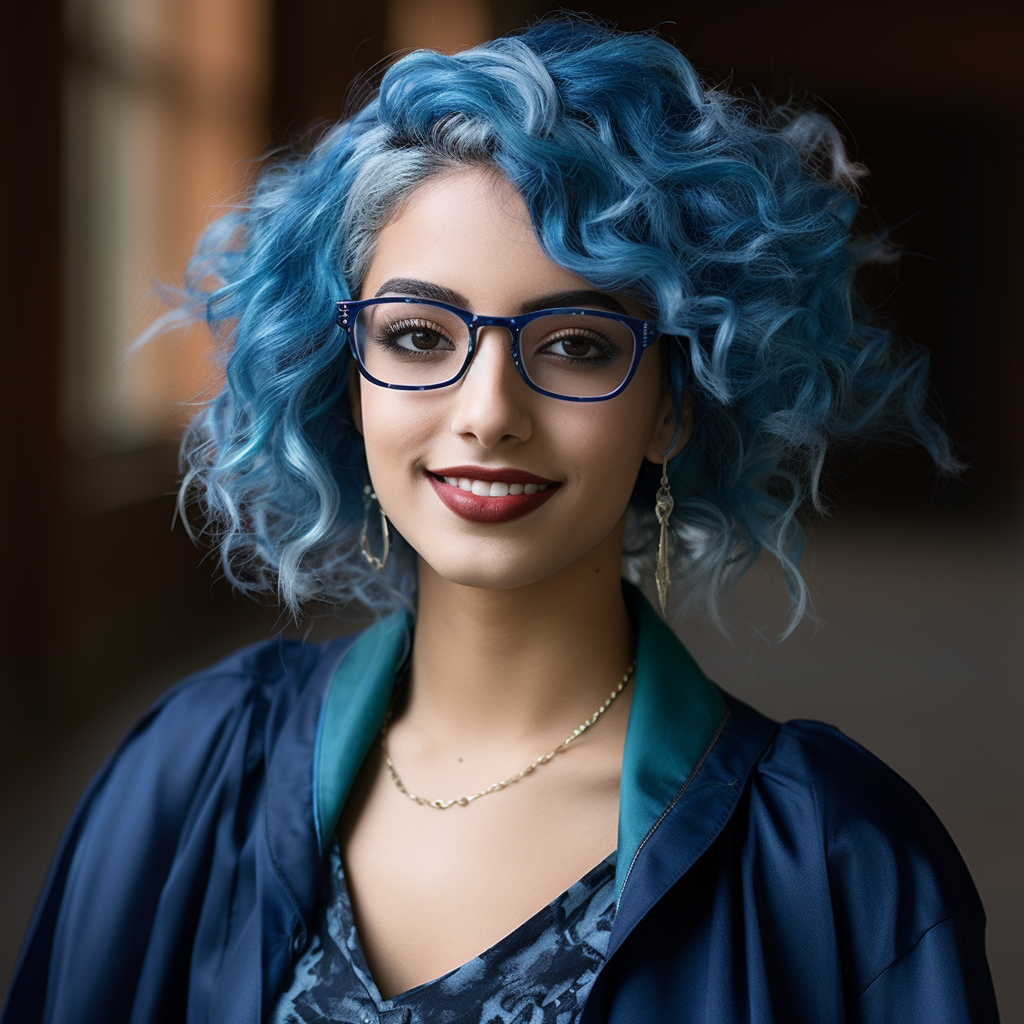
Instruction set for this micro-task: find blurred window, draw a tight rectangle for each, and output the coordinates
[63,0,269,451]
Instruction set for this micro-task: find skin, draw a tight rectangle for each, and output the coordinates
[340,166,691,999]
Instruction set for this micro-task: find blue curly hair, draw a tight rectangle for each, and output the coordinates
[170,16,956,632]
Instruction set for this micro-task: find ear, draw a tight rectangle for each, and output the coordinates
[346,360,364,436]
[646,388,692,465]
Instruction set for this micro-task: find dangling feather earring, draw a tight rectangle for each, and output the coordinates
[360,484,391,572]
[654,456,674,615]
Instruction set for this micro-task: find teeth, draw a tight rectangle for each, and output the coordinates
[440,475,551,496]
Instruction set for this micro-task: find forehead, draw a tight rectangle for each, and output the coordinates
[358,166,600,313]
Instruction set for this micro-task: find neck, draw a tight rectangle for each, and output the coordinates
[408,528,635,744]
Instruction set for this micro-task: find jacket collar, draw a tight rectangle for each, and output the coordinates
[312,583,728,899]
[615,584,728,897]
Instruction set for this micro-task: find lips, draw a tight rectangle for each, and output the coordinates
[427,465,560,523]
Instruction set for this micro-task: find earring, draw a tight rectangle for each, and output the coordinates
[654,456,673,615]
[360,484,391,572]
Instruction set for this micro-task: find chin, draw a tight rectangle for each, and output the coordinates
[417,544,574,593]
[422,560,548,593]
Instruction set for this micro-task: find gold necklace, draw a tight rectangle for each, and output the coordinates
[381,661,636,810]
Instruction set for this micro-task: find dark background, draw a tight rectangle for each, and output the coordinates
[2,1,1021,1016]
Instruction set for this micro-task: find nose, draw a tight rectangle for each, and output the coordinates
[448,326,534,448]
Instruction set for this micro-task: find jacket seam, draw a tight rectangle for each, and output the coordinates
[221,690,269,965]
[265,764,305,928]
[803,732,853,1014]
[852,911,961,1005]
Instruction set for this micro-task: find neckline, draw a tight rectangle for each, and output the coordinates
[311,582,728,903]
[328,840,618,1008]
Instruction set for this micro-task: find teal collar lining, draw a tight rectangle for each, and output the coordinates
[313,584,727,900]
[312,609,411,849]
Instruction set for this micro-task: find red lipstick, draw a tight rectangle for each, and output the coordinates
[427,466,560,523]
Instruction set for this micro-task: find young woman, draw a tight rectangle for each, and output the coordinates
[4,17,999,1024]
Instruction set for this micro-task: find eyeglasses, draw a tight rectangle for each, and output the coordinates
[336,297,661,402]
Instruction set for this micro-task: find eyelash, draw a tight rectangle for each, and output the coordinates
[377,319,456,350]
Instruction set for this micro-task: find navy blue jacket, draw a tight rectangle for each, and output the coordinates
[3,589,999,1023]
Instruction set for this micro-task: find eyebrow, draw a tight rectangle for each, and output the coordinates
[374,278,629,316]
[375,278,468,307]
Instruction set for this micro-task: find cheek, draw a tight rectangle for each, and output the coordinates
[576,386,662,477]
[566,420,641,483]
[556,410,657,525]
[358,390,423,485]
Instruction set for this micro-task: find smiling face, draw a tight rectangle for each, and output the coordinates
[351,165,682,593]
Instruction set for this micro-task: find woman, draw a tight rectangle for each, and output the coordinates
[3,17,999,1024]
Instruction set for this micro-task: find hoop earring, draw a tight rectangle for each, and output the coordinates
[360,484,391,572]
[654,455,674,615]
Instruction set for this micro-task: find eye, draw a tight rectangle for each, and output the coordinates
[381,319,457,354]
[546,335,603,359]
[537,329,620,363]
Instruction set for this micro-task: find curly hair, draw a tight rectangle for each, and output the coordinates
[170,16,956,632]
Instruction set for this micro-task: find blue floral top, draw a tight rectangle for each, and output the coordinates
[272,841,617,1024]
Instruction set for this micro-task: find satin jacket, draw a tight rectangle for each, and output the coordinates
[3,587,999,1023]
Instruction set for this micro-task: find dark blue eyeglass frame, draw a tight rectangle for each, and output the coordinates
[335,296,662,402]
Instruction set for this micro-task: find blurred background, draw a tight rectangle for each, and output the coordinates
[1,0,1021,1016]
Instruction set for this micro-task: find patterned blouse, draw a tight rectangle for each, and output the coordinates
[273,841,618,1024]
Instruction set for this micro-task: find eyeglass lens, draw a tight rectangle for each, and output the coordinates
[353,301,637,398]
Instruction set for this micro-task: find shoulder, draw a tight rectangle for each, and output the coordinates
[90,633,356,816]
[128,634,353,748]
[744,714,982,913]
[3,634,359,1024]
[695,699,997,1014]
[146,633,345,720]
[51,635,352,869]
[80,640,306,792]
[51,632,360,906]
[735,710,990,1004]
[756,718,977,895]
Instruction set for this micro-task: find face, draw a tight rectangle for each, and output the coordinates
[351,166,683,592]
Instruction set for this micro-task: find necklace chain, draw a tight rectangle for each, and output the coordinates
[381,661,636,810]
